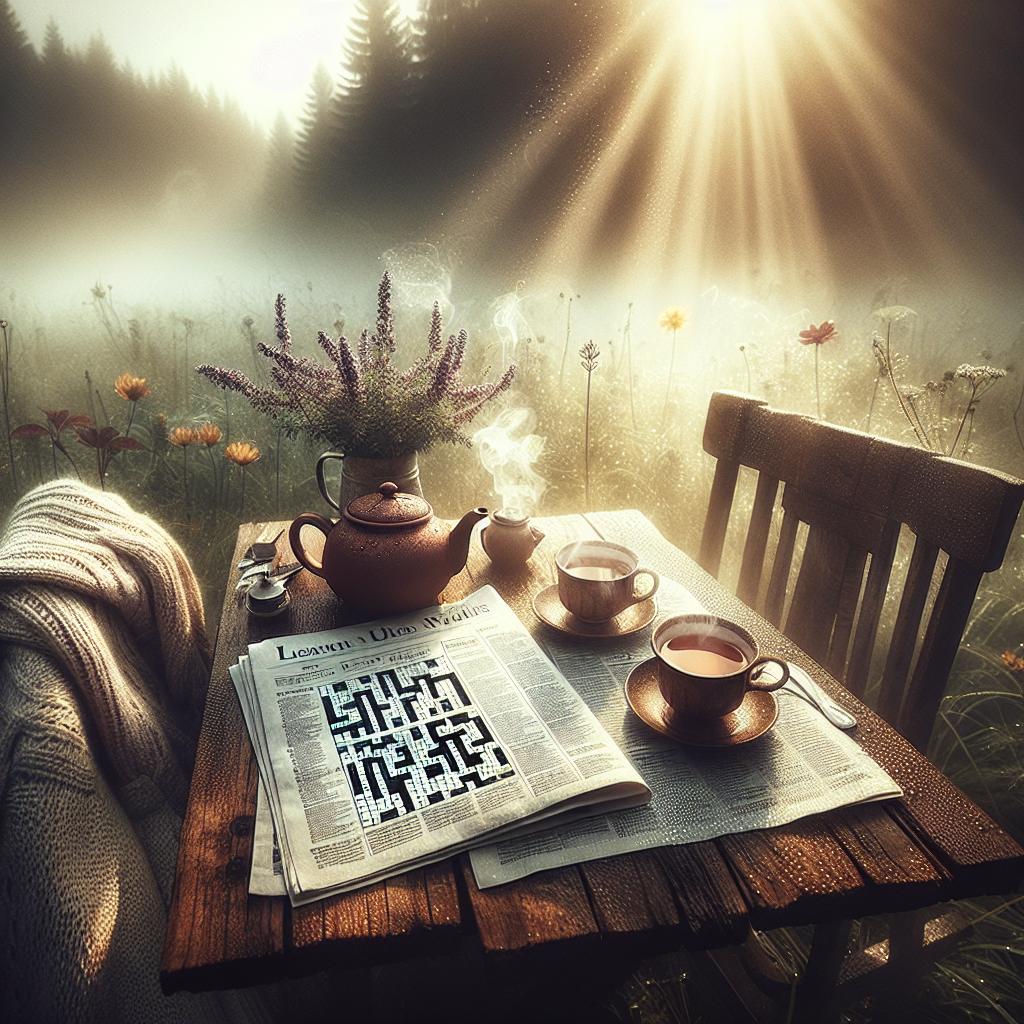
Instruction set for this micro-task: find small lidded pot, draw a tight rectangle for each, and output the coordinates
[480,508,545,570]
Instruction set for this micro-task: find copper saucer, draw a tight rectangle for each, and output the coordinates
[625,657,779,746]
[532,584,657,637]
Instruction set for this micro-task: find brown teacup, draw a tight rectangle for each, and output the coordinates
[652,614,789,719]
[556,540,659,623]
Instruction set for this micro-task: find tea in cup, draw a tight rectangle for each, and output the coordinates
[555,540,659,623]
[652,614,789,719]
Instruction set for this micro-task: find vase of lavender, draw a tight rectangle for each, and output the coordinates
[316,451,422,513]
[197,272,515,512]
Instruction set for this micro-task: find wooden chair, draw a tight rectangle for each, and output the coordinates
[698,390,1024,752]
[695,390,1024,1020]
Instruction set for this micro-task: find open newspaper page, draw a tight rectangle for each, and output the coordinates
[468,579,902,887]
[235,585,650,905]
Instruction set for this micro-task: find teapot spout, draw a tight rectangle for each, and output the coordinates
[448,506,489,577]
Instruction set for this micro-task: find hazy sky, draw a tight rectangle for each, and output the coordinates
[16,1,420,128]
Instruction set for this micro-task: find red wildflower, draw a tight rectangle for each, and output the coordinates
[799,321,838,346]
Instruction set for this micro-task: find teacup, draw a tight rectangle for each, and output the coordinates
[652,614,789,719]
[555,540,659,623]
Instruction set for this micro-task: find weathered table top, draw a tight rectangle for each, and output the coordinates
[161,510,1024,994]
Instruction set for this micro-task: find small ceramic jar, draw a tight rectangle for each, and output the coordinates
[480,508,545,570]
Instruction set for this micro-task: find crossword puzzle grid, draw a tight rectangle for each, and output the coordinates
[319,657,515,827]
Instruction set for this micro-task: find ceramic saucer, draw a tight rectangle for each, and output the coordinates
[532,584,657,637]
[625,657,779,747]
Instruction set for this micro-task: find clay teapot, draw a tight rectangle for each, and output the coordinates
[289,483,488,617]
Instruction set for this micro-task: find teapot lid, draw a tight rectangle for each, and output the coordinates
[491,507,529,526]
[344,482,433,527]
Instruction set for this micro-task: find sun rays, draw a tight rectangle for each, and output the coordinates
[452,0,1020,299]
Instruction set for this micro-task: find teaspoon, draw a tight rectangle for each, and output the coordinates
[784,664,858,730]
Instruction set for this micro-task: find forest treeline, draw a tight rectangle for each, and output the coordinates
[0,0,644,265]
[2,0,1020,283]
[280,1,640,223]
[0,0,265,233]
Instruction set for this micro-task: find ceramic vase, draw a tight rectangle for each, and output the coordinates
[316,452,423,513]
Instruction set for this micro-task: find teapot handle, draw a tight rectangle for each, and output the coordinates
[315,452,345,512]
[289,513,333,578]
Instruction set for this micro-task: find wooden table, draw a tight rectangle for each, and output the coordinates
[162,510,1024,1014]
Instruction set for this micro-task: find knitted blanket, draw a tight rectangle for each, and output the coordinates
[0,482,296,1022]
[0,480,211,814]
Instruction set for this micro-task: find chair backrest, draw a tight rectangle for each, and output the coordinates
[698,390,1024,751]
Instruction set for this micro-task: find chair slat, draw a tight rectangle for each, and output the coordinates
[786,524,849,667]
[898,558,985,751]
[764,508,798,627]
[845,520,900,699]
[826,544,869,678]
[876,536,938,727]
[699,459,740,578]
[737,472,779,606]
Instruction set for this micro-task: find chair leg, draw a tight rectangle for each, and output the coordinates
[835,905,971,1011]
[792,919,852,1024]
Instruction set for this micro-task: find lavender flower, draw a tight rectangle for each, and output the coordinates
[274,294,291,351]
[196,273,515,458]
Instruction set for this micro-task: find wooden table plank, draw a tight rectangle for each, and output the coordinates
[163,524,289,992]
[580,852,681,934]
[717,818,867,930]
[459,856,600,952]
[654,842,750,948]
[825,803,948,914]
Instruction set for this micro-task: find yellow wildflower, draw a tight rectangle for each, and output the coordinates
[114,374,151,402]
[198,423,222,446]
[659,307,688,332]
[169,427,200,447]
[225,442,260,466]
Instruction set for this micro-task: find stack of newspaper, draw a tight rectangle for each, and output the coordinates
[230,585,652,906]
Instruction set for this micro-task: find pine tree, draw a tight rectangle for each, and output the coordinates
[40,17,70,71]
[263,110,297,214]
[295,61,336,198]
[0,0,37,149]
[332,0,414,187]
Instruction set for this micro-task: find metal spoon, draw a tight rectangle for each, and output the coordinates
[784,664,858,730]
[235,561,303,591]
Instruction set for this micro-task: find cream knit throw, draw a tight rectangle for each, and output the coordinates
[0,480,211,813]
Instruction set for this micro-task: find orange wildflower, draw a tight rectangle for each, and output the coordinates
[225,441,260,466]
[198,423,222,446]
[169,427,200,447]
[114,374,152,402]
[1001,651,1024,672]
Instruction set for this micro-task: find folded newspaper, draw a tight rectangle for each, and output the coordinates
[229,585,652,906]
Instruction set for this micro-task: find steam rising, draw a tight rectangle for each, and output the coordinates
[472,408,546,517]
[492,285,534,367]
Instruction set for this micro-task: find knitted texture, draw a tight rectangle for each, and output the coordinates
[0,482,309,1022]
[0,481,212,813]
